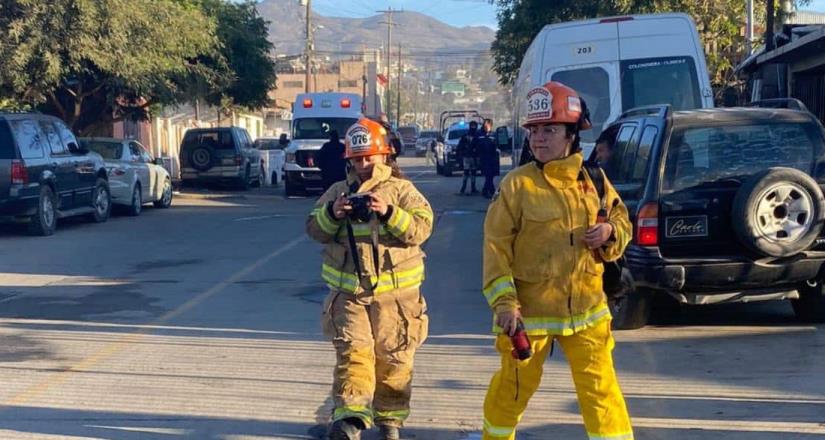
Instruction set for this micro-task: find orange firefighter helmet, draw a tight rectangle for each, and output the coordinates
[344,117,393,159]
[522,81,592,130]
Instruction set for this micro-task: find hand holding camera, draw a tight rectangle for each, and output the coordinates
[333,192,389,222]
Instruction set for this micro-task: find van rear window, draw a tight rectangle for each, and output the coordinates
[551,67,610,143]
[621,56,701,112]
[0,120,15,159]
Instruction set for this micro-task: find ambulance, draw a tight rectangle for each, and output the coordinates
[284,93,362,196]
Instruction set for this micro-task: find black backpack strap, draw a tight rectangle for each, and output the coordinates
[581,160,606,201]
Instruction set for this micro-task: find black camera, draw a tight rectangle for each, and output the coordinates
[347,192,373,222]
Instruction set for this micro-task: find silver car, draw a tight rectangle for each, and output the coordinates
[79,138,173,215]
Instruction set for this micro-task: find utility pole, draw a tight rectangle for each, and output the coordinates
[378,8,402,121]
[397,43,402,128]
[746,0,754,55]
[304,0,313,93]
[766,0,775,51]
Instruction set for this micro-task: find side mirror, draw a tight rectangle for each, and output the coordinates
[154,157,164,166]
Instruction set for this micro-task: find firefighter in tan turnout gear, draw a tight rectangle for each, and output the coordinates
[480,82,634,440]
[307,117,434,440]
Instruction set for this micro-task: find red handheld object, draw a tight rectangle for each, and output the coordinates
[510,320,532,360]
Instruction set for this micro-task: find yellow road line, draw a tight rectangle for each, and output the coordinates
[4,235,307,407]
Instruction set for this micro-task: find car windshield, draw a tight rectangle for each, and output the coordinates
[293,118,357,140]
[663,122,818,192]
[448,128,468,140]
[254,139,284,150]
[82,140,122,160]
[621,56,702,112]
[551,67,610,143]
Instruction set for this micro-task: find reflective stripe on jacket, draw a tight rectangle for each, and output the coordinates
[482,153,631,335]
[307,163,434,294]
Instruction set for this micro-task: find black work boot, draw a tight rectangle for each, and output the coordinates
[328,418,364,440]
[378,424,400,440]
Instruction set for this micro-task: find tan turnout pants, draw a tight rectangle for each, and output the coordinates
[321,287,429,428]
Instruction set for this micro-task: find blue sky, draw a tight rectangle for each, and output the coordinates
[311,0,499,29]
[307,0,825,30]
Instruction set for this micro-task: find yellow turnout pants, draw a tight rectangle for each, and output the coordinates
[482,320,633,440]
[321,287,428,428]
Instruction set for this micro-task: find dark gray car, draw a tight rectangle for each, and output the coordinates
[0,112,111,235]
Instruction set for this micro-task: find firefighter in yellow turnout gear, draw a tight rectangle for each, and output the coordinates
[481,82,634,440]
[307,117,433,440]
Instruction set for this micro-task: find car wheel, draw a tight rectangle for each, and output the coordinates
[733,167,825,257]
[28,185,57,236]
[154,178,173,209]
[253,165,264,188]
[792,281,825,323]
[237,166,250,191]
[609,288,652,330]
[127,184,142,216]
[285,177,302,197]
[89,178,112,223]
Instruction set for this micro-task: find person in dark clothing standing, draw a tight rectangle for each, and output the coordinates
[278,133,290,149]
[457,121,479,195]
[476,119,500,199]
[317,130,347,191]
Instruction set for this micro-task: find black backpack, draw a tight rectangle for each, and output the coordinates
[581,161,631,299]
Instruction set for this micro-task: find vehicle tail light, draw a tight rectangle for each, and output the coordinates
[340,98,351,108]
[600,16,634,23]
[235,155,243,166]
[636,202,659,246]
[11,160,28,185]
[303,98,313,108]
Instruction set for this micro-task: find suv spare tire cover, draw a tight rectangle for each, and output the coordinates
[732,167,825,258]
[190,146,215,172]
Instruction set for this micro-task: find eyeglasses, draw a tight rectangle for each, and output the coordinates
[530,125,563,135]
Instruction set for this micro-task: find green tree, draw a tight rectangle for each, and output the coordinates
[0,0,276,135]
[189,0,277,114]
[0,0,218,134]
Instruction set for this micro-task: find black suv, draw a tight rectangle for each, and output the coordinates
[597,102,825,329]
[0,112,111,235]
[179,127,264,189]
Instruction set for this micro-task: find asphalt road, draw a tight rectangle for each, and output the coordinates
[0,156,823,440]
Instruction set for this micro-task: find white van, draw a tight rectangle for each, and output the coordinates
[284,92,362,197]
[512,13,714,157]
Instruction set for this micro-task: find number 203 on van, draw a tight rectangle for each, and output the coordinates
[574,46,594,55]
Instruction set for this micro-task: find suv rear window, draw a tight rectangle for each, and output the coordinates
[10,119,47,159]
[0,120,15,159]
[663,122,818,192]
[182,130,234,150]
